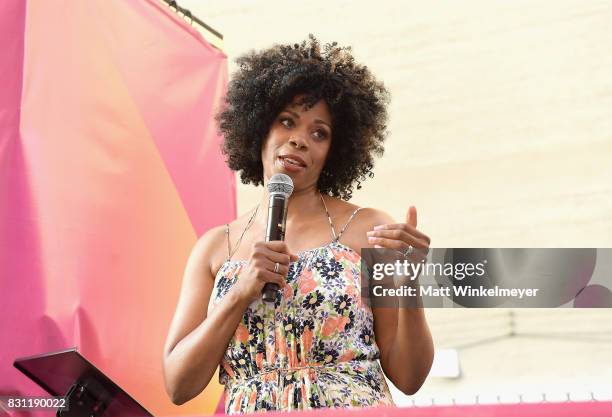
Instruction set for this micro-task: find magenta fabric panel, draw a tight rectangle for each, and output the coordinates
[95,0,234,235]
[0,0,51,410]
[0,0,232,415]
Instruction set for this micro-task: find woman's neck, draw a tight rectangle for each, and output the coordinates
[255,184,325,226]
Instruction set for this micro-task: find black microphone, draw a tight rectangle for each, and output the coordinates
[262,173,294,302]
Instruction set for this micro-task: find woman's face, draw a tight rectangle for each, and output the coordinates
[261,94,333,191]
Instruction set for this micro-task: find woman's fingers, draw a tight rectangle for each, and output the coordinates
[263,258,290,278]
[368,236,407,250]
[373,223,430,244]
[259,269,287,287]
[367,229,430,264]
[256,241,298,262]
[260,248,292,266]
[367,229,429,249]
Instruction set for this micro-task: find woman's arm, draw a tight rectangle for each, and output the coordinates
[360,208,434,395]
[162,226,251,405]
[373,304,434,395]
[162,227,296,405]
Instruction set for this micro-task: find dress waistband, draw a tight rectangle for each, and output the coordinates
[225,360,378,387]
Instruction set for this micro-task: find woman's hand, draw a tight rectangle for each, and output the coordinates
[366,206,431,268]
[233,241,298,303]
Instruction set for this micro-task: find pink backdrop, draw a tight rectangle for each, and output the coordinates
[0,0,233,415]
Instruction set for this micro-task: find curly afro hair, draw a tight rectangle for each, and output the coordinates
[215,34,391,200]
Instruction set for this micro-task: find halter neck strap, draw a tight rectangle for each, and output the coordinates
[320,193,363,242]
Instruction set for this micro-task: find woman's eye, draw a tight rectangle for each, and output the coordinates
[314,130,328,139]
[279,116,328,139]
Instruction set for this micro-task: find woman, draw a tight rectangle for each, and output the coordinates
[162,35,433,414]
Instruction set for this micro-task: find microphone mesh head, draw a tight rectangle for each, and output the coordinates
[267,173,294,196]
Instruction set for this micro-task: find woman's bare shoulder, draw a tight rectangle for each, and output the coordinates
[197,209,260,275]
[325,196,395,227]
[356,207,396,228]
[197,208,256,247]
[193,224,227,265]
[323,197,395,253]
[197,223,227,245]
[324,196,360,217]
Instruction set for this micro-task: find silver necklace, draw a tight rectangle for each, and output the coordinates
[227,204,260,260]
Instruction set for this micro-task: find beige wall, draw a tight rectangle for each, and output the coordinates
[180,0,612,405]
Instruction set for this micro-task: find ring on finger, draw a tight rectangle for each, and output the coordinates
[274,262,280,273]
[403,245,414,257]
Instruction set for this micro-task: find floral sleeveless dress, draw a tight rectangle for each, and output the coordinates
[209,205,395,414]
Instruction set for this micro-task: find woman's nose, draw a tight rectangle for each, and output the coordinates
[289,136,308,150]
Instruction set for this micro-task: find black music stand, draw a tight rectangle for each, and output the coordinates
[13,347,153,417]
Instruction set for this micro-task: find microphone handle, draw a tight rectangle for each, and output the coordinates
[262,193,288,302]
[262,285,279,303]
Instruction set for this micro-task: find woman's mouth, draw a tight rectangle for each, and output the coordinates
[277,156,306,172]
